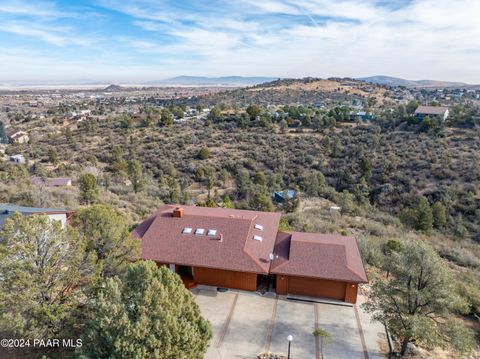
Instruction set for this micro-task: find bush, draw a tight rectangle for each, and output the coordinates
[197,147,211,160]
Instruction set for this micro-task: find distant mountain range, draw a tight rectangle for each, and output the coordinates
[3,75,478,90]
[359,75,477,89]
[152,76,278,86]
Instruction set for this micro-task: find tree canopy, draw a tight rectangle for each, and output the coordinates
[73,204,140,283]
[79,261,212,359]
[0,214,88,338]
[364,239,475,356]
[79,173,99,204]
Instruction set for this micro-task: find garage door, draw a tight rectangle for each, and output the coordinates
[288,276,346,300]
[193,267,257,291]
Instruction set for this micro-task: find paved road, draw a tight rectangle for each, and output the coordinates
[193,287,387,359]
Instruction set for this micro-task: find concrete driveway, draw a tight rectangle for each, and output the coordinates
[192,286,387,359]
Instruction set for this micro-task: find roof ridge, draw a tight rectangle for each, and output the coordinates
[339,245,365,281]
[345,239,369,282]
[242,218,269,273]
[344,265,368,282]
[180,212,254,220]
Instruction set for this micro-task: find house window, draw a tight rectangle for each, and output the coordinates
[195,228,205,236]
[253,235,262,242]
[182,227,192,234]
[254,224,264,230]
[207,229,217,236]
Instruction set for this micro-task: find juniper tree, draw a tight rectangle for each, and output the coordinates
[364,240,474,356]
[79,261,212,359]
[79,173,99,204]
[73,205,140,283]
[431,202,447,229]
[0,214,88,338]
[127,159,144,193]
[0,120,8,143]
[416,196,433,232]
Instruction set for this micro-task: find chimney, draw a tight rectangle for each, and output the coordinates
[172,207,184,218]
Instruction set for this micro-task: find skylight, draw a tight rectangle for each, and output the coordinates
[195,228,205,236]
[207,229,217,236]
[253,235,263,242]
[182,227,192,234]
[254,224,263,231]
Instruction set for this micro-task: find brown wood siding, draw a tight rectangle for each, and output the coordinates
[282,276,347,301]
[276,274,288,295]
[193,267,257,291]
[344,283,358,304]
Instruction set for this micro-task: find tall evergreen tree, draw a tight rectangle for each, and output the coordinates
[79,261,212,359]
[79,173,99,204]
[128,160,144,193]
[0,120,8,144]
[73,205,140,282]
[0,214,88,338]
[432,201,447,229]
[416,196,433,232]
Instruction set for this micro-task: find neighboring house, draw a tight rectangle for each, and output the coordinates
[9,154,25,164]
[8,131,29,144]
[414,106,449,121]
[273,190,296,203]
[133,205,368,304]
[0,204,74,229]
[30,176,72,187]
[349,111,375,121]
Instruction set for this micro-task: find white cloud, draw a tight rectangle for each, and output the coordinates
[0,0,75,18]
[1,0,480,83]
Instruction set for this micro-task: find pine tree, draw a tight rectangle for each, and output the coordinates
[79,261,212,359]
[0,214,88,338]
[416,196,433,232]
[364,240,474,356]
[222,195,234,208]
[79,173,99,204]
[432,201,447,229]
[0,120,8,144]
[73,205,140,282]
[128,160,144,193]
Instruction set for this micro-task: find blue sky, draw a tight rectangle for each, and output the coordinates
[0,0,479,83]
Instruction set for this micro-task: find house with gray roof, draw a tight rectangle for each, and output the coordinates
[0,204,74,229]
[414,105,449,121]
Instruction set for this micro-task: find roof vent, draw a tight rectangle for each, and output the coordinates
[182,227,192,234]
[195,228,205,236]
[173,207,184,218]
[207,229,217,236]
[209,234,223,242]
[253,235,263,242]
[254,224,263,231]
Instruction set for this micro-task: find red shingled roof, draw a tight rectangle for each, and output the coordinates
[134,204,281,274]
[270,232,368,283]
[133,205,368,283]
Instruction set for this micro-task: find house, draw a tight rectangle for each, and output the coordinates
[273,190,296,202]
[30,176,72,187]
[133,205,368,304]
[349,111,375,121]
[0,204,74,229]
[9,154,25,164]
[414,106,449,121]
[8,131,29,144]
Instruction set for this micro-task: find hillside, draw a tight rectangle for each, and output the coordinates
[153,76,277,86]
[360,75,475,89]
[194,77,394,107]
[1,84,479,356]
